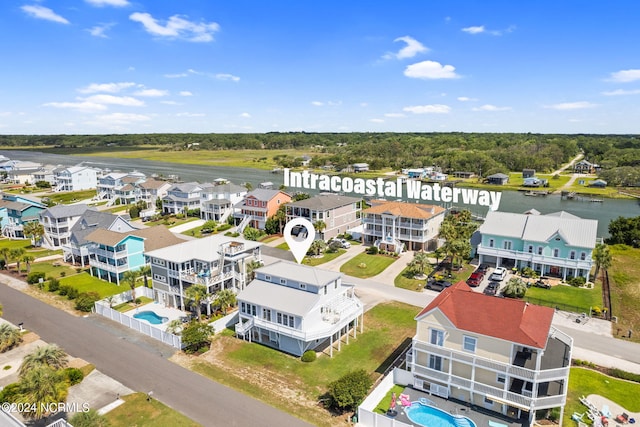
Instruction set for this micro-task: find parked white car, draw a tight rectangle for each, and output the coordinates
[490,267,507,281]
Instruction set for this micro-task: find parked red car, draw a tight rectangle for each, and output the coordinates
[466,270,485,287]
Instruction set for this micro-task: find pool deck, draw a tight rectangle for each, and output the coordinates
[123,302,187,331]
[389,387,529,427]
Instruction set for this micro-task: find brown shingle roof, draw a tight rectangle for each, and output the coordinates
[364,200,445,219]
[416,282,554,349]
[85,225,185,251]
[138,179,169,190]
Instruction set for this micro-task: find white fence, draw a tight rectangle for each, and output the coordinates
[357,369,412,427]
[94,287,182,349]
[102,285,154,305]
[210,311,239,334]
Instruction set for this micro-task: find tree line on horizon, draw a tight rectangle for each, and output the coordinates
[1,132,639,180]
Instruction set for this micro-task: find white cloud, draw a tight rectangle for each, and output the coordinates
[472,104,511,111]
[403,104,451,114]
[165,72,189,78]
[87,23,115,38]
[78,82,136,94]
[160,101,180,105]
[608,69,640,83]
[240,112,251,118]
[83,94,144,106]
[545,101,596,110]
[404,61,459,79]
[311,101,324,107]
[95,113,151,124]
[457,96,478,102]
[21,5,69,24]
[383,36,429,60]
[601,88,640,96]
[216,73,240,82]
[384,113,405,118]
[43,101,107,112]
[369,118,385,123]
[85,0,130,6]
[134,89,168,97]
[129,12,220,42]
[179,91,193,96]
[462,26,485,34]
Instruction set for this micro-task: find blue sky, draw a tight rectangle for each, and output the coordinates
[1,0,640,135]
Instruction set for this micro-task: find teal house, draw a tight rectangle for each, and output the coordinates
[85,226,184,285]
[0,193,46,239]
[477,211,598,280]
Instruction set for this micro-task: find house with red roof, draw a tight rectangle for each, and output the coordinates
[407,282,572,425]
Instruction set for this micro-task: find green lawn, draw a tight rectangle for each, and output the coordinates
[113,297,154,312]
[190,301,418,426]
[145,216,199,228]
[0,238,63,258]
[524,282,602,313]
[564,367,640,426]
[394,266,425,291]
[275,242,289,250]
[45,189,97,204]
[258,235,280,244]
[340,252,397,278]
[59,272,128,298]
[302,249,346,266]
[608,244,640,341]
[27,261,77,278]
[105,393,201,427]
[453,172,572,193]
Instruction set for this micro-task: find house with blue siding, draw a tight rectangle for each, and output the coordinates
[0,193,46,239]
[85,226,185,285]
[477,211,598,280]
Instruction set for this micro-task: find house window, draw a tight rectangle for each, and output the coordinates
[497,374,506,384]
[300,283,307,290]
[263,309,271,321]
[463,336,477,353]
[528,245,533,253]
[553,248,559,257]
[580,252,586,260]
[503,241,512,250]
[265,275,271,281]
[241,302,246,313]
[428,354,443,371]
[280,278,286,285]
[488,239,494,248]
[430,329,444,346]
[570,251,576,260]
[484,396,494,405]
[153,274,166,282]
[537,246,543,255]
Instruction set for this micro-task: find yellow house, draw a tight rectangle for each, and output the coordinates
[409,282,572,425]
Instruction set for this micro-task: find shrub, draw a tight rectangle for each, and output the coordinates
[0,382,21,403]
[301,350,317,362]
[135,297,142,304]
[58,284,71,296]
[217,223,232,232]
[181,321,214,354]
[47,277,60,292]
[67,287,79,300]
[27,271,46,284]
[60,271,66,277]
[64,367,84,385]
[75,292,100,312]
[69,409,110,427]
[591,306,602,316]
[366,246,378,255]
[567,276,586,287]
[358,263,367,269]
[326,369,373,412]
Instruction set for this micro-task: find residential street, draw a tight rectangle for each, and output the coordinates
[0,281,311,427]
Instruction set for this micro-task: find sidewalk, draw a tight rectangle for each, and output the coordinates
[168,219,205,234]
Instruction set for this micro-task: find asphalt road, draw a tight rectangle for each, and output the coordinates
[0,283,312,427]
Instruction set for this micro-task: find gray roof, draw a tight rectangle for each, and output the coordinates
[167,182,202,193]
[257,260,342,287]
[145,234,261,263]
[479,211,598,248]
[488,173,509,179]
[69,210,133,246]
[245,188,288,201]
[41,204,92,219]
[201,182,246,195]
[287,194,361,210]
[237,279,320,317]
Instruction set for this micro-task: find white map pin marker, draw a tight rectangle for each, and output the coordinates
[283,217,316,264]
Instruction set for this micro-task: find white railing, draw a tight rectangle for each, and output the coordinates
[477,245,593,270]
[237,215,252,233]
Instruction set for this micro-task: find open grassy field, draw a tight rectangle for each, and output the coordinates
[59,272,128,298]
[524,282,603,314]
[608,244,640,341]
[453,172,572,192]
[0,238,62,259]
[105,392,201,427]
[563,367,640,426]
[340,252,397,278]
[180,301,418,427]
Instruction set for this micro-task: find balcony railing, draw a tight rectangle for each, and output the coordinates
[477,245,593,269]
[90,260,129,274]
[92,248,128,258]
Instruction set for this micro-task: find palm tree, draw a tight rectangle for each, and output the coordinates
[502,277,527,299]
[313,220,326,238]
[139,265,151,288]
[0,323,23,352]
[308,239,327,256]
[0,301,3,317]
[19,344,68,377]
[10,248,26,272]
[166,319,183,335]
[0,247,11,269]
[412,251,431,276]
[105,295,116,309]
[16,366,68,420]
[23,221,45,246]
[246,260,262,282]
[185,284,208,320]
[22,254,35,274]
[593,243,612,281]
[69,409,111,427]
[214,289,237,315]
[122,269,141,305]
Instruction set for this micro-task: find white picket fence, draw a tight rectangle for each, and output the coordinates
[94,287,182,349]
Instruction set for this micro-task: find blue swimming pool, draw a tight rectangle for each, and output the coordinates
[134,310,168,325]
[406,402,477,427]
